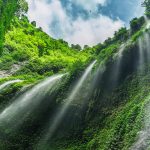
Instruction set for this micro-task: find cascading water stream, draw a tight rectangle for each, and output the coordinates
[130,30,150,150]
[144,32,150,59]
[138,37,145,71]
[37,60,97,147]
[112,44,126,85]
[144,16,150,29]
[0,74,65,127]
[0,80,22,91]
[138,31,150,73]
[130,96,150,150]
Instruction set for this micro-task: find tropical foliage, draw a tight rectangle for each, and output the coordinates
[142,0,150,17]
[0,0,27,54]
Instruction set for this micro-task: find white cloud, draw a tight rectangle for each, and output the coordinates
[71,0,107,11]
[27,0,124,47]
[66,16,124,46]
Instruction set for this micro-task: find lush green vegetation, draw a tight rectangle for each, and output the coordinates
[0,16,93,79]
[0,1,150,150]
[0,0,28,54]
[143,0,150,17]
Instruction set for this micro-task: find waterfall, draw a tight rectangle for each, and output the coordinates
[144,16,150,29]
[130,33,150,150]
[0,80,22,91]
[130,96,150,150]
[130,130,150,150]
[67,60,97,102]
[138,37,145,72]
[37,60,97,148]
[0,74,65,126]
[144,32,150,55]
[138,32,150,73]
[112,44,126,85]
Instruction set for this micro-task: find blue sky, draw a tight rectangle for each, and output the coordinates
[27,0,144,46]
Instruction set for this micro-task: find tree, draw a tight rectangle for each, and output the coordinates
[84,45,89,49]
[130,17,145,34]
[114,27,128,41]
[142,0,150,18]
[71,44,82,51]
[17,0,28,16]
[58,39,69,46]
[31,21,36,27]
[0,0,27,55]
[104,37,112,45]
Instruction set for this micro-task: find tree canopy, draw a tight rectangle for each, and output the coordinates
[142,0,150,17]
[0,0,28,55]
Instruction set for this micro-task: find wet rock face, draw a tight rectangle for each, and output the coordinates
[0,70,8,78]
[0,62,26,78]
